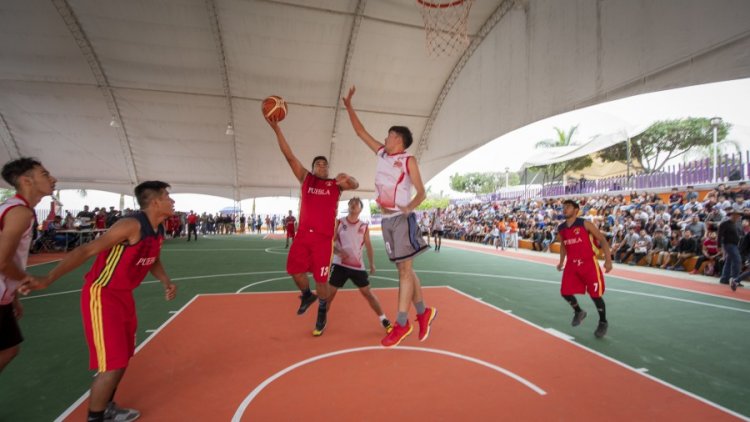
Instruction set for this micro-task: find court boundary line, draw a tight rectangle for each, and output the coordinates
[54,295,202,422]
[444,241,750,304]
[231,345,547,421]
[444,285,749,420]
[410,270,750,314]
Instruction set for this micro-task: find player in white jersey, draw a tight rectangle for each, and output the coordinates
[327,198,392,334]
[344,86,437,348]
[0,158,57,373]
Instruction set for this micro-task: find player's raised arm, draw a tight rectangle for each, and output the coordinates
[584,220,613,273]
[342,86,383,154]
[265,117,308,183]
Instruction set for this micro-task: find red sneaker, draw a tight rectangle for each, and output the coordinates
[416,307,438,341]
[381,321,412,348]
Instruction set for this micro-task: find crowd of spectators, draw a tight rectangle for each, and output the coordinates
[432,182,750,283]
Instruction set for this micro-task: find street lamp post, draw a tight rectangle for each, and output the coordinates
[505,167,510,188]
[710,117,722,183]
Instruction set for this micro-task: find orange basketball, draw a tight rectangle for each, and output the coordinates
[262,95,287,121]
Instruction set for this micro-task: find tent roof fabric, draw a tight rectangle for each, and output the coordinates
[521,124,650,168]
[1,1,749,200]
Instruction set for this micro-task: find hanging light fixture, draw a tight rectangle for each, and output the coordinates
[225,123,234,136]
[109,118,120,128]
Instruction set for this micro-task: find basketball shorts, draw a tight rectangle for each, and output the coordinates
[286,227,295,239]
[81,284,137,372]
[329,264,370,288]
[0,303,23,350]
[381,212,430,263]
[561,256,606,298]
[286,231,334,283]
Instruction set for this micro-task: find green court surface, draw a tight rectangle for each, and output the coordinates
[2,235,749,421]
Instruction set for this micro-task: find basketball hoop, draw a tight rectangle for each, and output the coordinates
[416,0,474,57]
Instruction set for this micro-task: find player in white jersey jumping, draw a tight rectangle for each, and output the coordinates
[343,86,436,348]
[0,158,56,373]
[327,197,393,334]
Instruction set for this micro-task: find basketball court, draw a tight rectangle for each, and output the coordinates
[57,287,742,421]
[4,236,748,420]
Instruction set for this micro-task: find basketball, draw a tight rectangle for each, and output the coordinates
[262,95,287,121]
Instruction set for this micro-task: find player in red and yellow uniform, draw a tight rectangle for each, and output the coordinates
[284,210,296,248]
[26,181,177,422]
[265,114,358,336]
[556,199,612,338]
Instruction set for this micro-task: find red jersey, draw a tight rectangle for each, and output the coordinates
[285,215,296,231]
[84,212,165,291]
[298,173,341,238]
[95,213,106,229]
[187,213,197,224]
[557,218,597,258]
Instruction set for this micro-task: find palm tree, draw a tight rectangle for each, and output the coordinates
[530,125,592,183]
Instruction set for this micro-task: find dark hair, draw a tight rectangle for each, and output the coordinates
[2,157,42,188]
[311,156,328,168]
[134,181,171,208]
[348,197,363,208]
[562,199,580,209]
[389,126,413,149]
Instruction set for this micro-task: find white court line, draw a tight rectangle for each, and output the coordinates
[20,270,289,300]
[545,328,575,341]
[446,242,750,304]
[406,269,750,314]
[263,247,288,255]
[55,295,201,422]
[444,285,749,421]
[231,345,546,421]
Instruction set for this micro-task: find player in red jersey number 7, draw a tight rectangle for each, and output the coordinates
[556,200,613,338]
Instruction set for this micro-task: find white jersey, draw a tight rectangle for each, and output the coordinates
[0,195,33,305]
[374,147,414,212]
[431,213,444,231]
[333,217,368,271]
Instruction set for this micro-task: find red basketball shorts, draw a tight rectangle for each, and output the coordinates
[286,231,333,283]
[286,227,295,239]
[81,283,137,372]
[561,256,606,298]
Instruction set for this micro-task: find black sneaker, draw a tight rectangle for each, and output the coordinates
[312,311,327,336]
[571,310,587,327]
[594,321,609,338]
[104,401,140,421]
[382,318,394,333]
[297,293,318,315]
[730,278,739,292]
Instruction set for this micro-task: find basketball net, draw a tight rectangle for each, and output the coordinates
[417,0,474,57]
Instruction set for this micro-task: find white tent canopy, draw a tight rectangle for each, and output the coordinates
[1,0,749,200]
[521,124,650,168]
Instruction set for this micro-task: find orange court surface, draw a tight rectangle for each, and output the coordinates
[60,287,742,421]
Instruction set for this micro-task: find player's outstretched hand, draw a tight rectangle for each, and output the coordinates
[556,262,564,271]
[16,275,49,296]
[164,282,177,301]
[342,85,356,108]
[604,260,613,273]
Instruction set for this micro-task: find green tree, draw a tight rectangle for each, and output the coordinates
[599,118,732,173]
[0,188,14,202]
[416,197,450,211]
[449,171,520,194]
[528,126,593,182]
